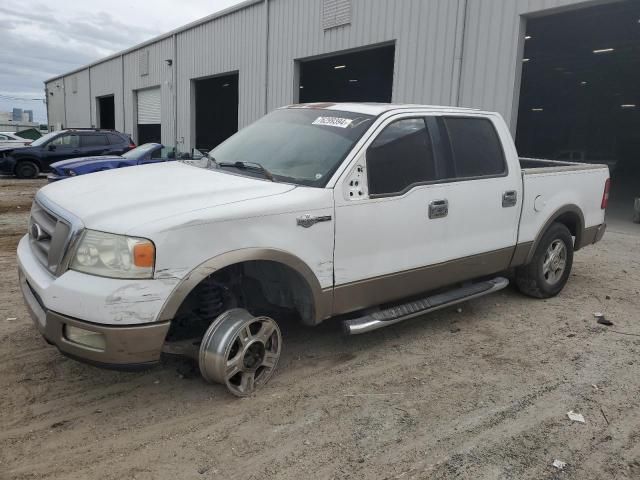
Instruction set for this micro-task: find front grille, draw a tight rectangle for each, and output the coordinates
[28,200,75,275]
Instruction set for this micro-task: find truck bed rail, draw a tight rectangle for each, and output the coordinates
[520,157,609,175]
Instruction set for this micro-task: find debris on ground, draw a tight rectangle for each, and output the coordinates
[597,317,614,326]
[567,410,586,424]
[552,459,567,470]
[5,317,16,321]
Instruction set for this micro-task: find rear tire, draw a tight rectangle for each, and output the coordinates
[15,160,40,179]
[516,223,574,298]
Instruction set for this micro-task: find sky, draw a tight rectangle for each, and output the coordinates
[0,0,244,123]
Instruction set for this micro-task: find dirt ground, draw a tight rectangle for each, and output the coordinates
[0,177,639,480]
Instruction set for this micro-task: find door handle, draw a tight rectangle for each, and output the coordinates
[429,199,448,219]
[502,190,518,208]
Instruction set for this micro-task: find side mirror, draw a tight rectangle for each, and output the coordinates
[48,145,56,151]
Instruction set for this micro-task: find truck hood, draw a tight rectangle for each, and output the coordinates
[39,161,296,233]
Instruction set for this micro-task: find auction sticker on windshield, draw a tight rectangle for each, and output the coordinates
[312,116,354,128]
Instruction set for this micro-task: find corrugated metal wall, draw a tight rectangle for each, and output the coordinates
[122,37,175,145]
[176,2,266,152]
[62,69,90,127]
[266,0,461,110]
[45,78,65,129]
[89,57,124,132]
[44,0,602,144]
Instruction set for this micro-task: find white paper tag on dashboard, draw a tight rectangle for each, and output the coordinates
[312,116,354,128]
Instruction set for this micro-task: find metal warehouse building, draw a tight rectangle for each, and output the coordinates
[45,0,639,174]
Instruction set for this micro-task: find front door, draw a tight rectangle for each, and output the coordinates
[332,114,452,314]
[44,133,81,164]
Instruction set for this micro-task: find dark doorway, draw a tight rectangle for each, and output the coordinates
[194,73,239,152]
[516,1,640,178]
[97,95,115,130]
[137,124,161,145]
[299,44,395,103]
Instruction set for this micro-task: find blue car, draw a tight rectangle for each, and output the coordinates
[47,143,176,182]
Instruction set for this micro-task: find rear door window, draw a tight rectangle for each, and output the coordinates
[366,118,437,196]
[440,117,506,179]
[81,134,108,147]
[106,133,123,144]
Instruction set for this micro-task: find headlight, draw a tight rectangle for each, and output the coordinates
[70,230,155,279]
[68,169,77,176]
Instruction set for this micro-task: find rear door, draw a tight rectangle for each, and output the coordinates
[80,133,110,156]
[433,115,521,265]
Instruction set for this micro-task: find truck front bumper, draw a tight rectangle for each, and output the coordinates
[17,234,174,369]
[19,268,170,369]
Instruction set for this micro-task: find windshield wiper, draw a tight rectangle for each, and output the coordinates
[218,161,275,182]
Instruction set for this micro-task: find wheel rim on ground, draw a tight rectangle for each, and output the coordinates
[199,308,282,397]
[542,239,567,285]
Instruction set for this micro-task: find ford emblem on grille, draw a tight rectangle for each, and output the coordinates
[30,222,48,241]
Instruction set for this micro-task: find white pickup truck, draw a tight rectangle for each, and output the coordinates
[18,103,609,396]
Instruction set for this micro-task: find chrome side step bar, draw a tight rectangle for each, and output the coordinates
[343,277,509,335]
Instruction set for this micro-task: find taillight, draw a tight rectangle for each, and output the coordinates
[601,178,611,209]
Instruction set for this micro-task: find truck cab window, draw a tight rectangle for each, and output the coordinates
[367,118,437,196]
[441,117,506,179]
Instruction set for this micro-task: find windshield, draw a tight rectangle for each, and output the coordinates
[122,143,161,159]
[208,108,374,186]
[30,131,59,147]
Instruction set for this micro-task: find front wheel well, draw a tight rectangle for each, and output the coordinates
[166,260,316,342]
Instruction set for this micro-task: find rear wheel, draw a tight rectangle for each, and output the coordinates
[15,160,40,179]
[199,308,282,397]
[516,222,574,298]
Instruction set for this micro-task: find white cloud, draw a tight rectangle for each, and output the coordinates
[0,0,244,123]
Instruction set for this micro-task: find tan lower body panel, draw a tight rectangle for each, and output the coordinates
[332,247,515,316]
[578,224,606,249]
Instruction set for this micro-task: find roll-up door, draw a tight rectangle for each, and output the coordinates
[136,87,161,144]
[137,87,161,124]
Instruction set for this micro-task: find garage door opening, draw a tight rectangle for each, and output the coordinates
[194,73,239,152]
[137,87,161,144]
[299,44,395,103]
[97,95,115,130]
[516,1,640,222]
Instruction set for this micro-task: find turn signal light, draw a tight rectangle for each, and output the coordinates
[601,178,611,210]
[133,242,155,268]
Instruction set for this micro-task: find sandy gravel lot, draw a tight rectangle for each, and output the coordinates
[1,177,639,480]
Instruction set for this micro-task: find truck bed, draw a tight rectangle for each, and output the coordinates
[517,157,609,253]
[520,157,608,174]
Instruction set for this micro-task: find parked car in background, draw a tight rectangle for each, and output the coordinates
[0,132,32,148]
[553,149,618,173]
[0,129,134,178]
[48,143,175,182]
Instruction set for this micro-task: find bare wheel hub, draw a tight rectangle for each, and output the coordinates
[542,239,567,286]
[199,308,282,397]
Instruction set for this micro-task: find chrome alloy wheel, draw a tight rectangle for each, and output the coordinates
[199,308,282,397]
[542,239,567,285]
